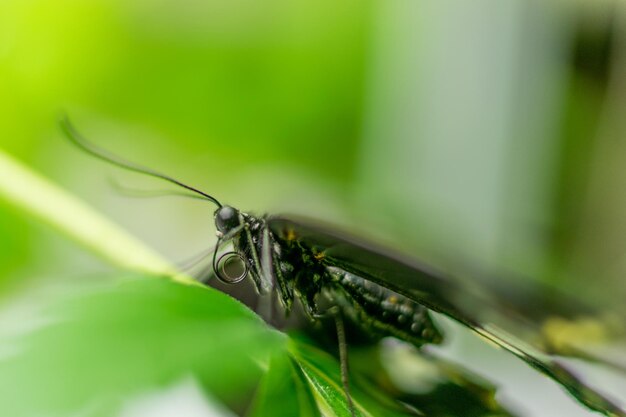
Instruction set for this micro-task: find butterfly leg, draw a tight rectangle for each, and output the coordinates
[334,310,356,417]
[255,291,275,324]
[311,305,356,417]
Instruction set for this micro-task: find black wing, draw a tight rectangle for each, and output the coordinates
[268,215,626,417]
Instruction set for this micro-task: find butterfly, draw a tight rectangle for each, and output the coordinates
[62,116,626,417]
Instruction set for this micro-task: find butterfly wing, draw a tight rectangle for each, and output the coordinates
[268,215,626,417]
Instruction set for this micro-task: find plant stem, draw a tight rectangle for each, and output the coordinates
[0,148,195,285]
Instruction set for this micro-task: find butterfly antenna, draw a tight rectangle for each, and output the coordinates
[60,115,222,208]
[108,177,211,201]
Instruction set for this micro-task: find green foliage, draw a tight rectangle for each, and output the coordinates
[288,337,418,417]
[0,277,284,417]
[248,352,320,417]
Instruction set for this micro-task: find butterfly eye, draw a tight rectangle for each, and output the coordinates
[215,252,248,284]
[215,206,240,234]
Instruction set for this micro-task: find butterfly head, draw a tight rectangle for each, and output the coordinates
[214,205,241,237]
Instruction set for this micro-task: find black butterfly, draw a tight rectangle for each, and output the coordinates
[61,117,625,417]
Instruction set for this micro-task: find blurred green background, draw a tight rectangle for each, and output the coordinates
[1,0,625,416]
[2,0,625,302]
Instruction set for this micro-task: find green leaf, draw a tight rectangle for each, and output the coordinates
[248,352,320,417]
[288,337,418,417]
[0,277,286,417]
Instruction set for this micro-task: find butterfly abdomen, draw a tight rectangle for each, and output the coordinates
[328,269,444,347]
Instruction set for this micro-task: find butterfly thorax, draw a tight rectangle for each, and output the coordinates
[233,214,443,347]
[234,212,327,315]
